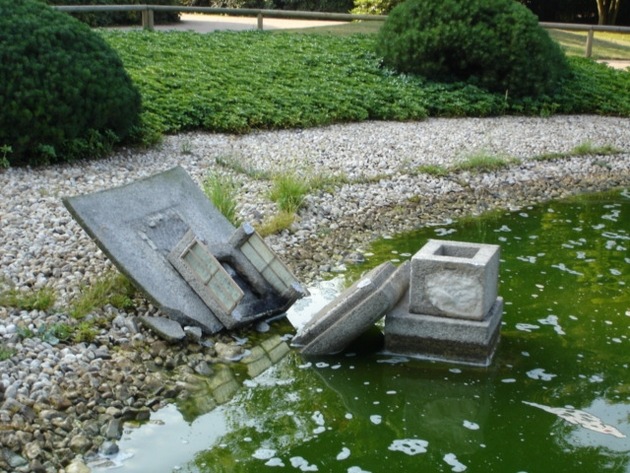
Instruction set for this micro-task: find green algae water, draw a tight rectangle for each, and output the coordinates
[103,188,630,473]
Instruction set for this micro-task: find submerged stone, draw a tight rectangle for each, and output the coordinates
[385,296,503,366]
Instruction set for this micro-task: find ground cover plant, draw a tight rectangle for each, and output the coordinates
[101,29,630,143]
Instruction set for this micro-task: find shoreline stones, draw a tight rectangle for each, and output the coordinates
[1,117,630,471]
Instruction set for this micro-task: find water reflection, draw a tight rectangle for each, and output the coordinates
[100,188,630,473]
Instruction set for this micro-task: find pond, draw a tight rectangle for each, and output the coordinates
[97,188,630,473]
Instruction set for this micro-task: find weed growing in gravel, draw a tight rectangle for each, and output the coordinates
[0,286,56,311]
[570,141,622,156]
[0,344,15,361]
[16,322,72,345]
[73,321,99,343]
[255,211,296,237]
[308,173,351,193]
[453,153,520,173]
[180,138,193,155]
[203,173,241,226]
[269,173,310,214]
[215,155,272,181]
[416,164,450,177]
[534,141,623,161]
[70,272,136,319]
[0,145,11,169]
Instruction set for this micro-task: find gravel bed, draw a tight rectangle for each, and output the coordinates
[1,116,630,472]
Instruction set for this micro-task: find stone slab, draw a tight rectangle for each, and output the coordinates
[384,296,504,366]
[292,262,397,347]
[409,239,500,320]
[63,166,305,336]
[63,166,233,334]
[300,261,410,356]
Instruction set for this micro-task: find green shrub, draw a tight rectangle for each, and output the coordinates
[46,0,180,27]
[376,0,570,98]
[351,0,402,14]
[0,0,142,166]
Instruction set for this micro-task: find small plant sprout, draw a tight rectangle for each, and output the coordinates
[535,142,623,161]
[417,164,450,177]
[0,145,11,169]
[255,211,296,237]
[70,272,136,319]
[570,141,622,156]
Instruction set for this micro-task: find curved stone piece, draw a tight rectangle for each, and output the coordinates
[138,316,186,343]
[297,261,410,356]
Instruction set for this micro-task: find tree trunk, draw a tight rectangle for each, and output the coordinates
[596,0,622,25]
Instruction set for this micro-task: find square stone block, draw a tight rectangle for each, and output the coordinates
[384,297,503,367]
[409,239,500,320]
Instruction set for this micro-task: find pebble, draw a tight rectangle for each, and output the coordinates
[1,116,630,472]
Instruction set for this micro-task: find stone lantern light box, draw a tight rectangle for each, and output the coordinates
[408,239,500,321]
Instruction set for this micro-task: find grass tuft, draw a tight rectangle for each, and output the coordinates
[269,173,310,214]
[203,173,241,226]
[453,154,520,173]
[416,164,450,177]
[70,272,136,319]
[255,211,296,237]
[535,141,623,161]
[0,286,56,311]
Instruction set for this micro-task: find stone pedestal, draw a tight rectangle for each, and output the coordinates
[384,240,503,366]
[385,297,503,366]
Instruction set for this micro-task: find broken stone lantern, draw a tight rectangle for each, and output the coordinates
[293,239,503,367]
[63,166,307,341]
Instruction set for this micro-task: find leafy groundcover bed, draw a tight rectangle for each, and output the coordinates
[103,30,630,138]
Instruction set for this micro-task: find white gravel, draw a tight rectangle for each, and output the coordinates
[1,115,629,302]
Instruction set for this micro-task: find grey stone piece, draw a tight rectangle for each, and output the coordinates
[63,167,231,334]
[138,316,186,343]
[409,239,500,320]
[100,441,119,456]
[102,418,123,440]
[384,296,504,366]
[298,261,410,356]
[293,262,397,346]
[184,326,203,343]
[63,166,307,336]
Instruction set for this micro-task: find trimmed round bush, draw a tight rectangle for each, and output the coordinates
[0,0,141,166]
[376,0,570,98]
